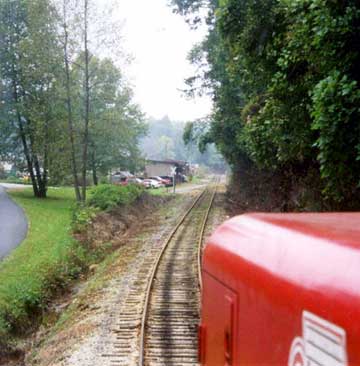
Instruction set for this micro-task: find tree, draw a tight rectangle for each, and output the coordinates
[0,0,63,197]
[58,0,82,200]
[86,57,146,183]
[55,0,133,200]
[158,136,175,159]
[80,0,91,201]
[0,0,145,199]
[172,0,360,207]
[140,116,225,171]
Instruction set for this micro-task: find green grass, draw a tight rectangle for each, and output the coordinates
[148,187,174,196]
[0,184,150,351]
[0,187,87,350]
[190,176,201,184]
[0,177,32,185]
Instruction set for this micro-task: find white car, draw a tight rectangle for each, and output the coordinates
[144,179,163,189]
[127,178,144,185]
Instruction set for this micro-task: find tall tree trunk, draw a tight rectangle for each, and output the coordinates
[39,165,47,198]
[63,0,82,202]
[32,153,46,197]
[28,127,46,198]
[91,150,98,185]
[11,75,40,197]
[39,118,50,198]
[18,117,39,197]
[7,3,53,199]
[81,0,90,202]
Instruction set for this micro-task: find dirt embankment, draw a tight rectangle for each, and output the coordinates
[76,193,172,251]
[226,167,330,215]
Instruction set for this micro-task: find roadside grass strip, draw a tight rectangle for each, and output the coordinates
[0,188,86,349]
[0,184,146,351]
[148,187,170,196]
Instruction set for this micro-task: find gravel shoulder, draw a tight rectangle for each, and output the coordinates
[27,191,204,366]
[26,184,227,366]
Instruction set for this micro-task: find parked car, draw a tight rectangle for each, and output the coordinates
[111,176,129,186]
[128,177,145,186]
[143,179,162,189]
[111,174,130,185]
[135,177,152,189]
[141,180,152,189]
[149,176,170,187]
[160,175,174,185]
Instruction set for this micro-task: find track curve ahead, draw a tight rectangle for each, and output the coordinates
[100,185,217,366]
[140,186,217,366]
[0,186,28,259]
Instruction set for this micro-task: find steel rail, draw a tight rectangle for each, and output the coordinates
[197,182,217,291]
[138,188,207,366]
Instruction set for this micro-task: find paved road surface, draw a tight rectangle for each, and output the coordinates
[0,182,29,189]
[174,183,208,194]
[0,185,28,259]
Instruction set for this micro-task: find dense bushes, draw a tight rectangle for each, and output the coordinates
[173,0,360,207]
[72,184,145,232]
[88,184,144,210]
[311,71,360,200]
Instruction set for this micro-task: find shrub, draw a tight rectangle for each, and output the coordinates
[311,71,360,200]
[72,205,100,233]
[88,184,144,210]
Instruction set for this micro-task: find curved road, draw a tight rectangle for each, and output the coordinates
[0,185,28,259]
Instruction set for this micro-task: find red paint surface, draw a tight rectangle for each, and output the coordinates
[200,213,360,365]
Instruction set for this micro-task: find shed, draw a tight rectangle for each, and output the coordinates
[145,159,189,178]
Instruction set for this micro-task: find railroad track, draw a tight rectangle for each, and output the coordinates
[140,185,216,366]
[103,185,217,366]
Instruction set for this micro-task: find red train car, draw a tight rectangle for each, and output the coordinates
[199,213,360,366]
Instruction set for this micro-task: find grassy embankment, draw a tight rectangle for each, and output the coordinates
[0,188,85,350]
[0,184,144,352]
[148,187,172,196]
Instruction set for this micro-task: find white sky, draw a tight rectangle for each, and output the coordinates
[112,0,212,121]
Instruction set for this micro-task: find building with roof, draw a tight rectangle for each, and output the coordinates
[145,159,189,178]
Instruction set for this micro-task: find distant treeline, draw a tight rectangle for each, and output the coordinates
[140,116,226,172]
[172,0,360,210]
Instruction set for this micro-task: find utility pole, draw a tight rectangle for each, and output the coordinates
[171,166,176,194]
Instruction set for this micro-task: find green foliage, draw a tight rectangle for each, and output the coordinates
[72,204,99,232]
[0,0,64,197]
[141,116,184,160]
[0,0,145,198]
[173,0,360,205]
[311,71,360,199]
[83,57,147,177]
[0,183,146,350]
[0,188,87,350]
[87,184,144,211]
[0,176,31,185]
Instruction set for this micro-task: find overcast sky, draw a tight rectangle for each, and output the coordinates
[112,0,212,121]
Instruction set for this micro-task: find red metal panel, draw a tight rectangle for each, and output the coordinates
[201,213,360,365]
[201,271,237,366]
